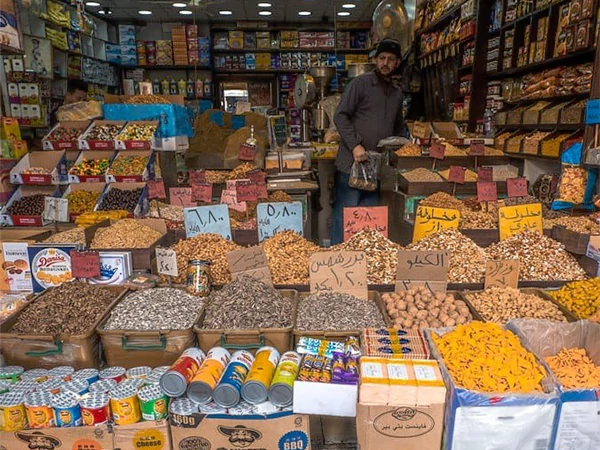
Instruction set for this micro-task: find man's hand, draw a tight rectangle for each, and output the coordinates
[352,144,367,163]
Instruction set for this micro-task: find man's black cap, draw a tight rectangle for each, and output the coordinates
[374,38,402,58]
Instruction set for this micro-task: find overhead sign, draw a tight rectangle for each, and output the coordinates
[412,206,460,243]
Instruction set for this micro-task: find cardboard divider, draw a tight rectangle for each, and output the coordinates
[1,185,60,227]
[9,150,67,185]
[42,120,91,150]
[0,425,113,450]
[69,150,117,183]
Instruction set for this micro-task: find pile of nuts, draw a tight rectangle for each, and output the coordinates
[439,168,478,182]
[91,219,163,249]
[408,228,487,283]
[335,228,401,284]
[549,278,600,319]
[395,143,422,157]
[147,200,183,223]
[227,163,257,180]
[383,289,473,330]
[486,231,586,281]
[48,127,81,141]
[460,210,498,229]
[296,292,386,331]
[420,192,466,211]
[166,233,241,285]
[464,287,566,323]
[124,94,170,105]
[204,170,229,184]
[6,194,45,216]
[550,216,600,235]
[11,281,118,334]
[522,131,551,155]
[118,124,157,141]
[67,190,101,214]
[69,158,110,176]
[109,155,149,176]
[43,227,86,245]
[263,231,319,285]
[541,133,569,157]
[401,168,443,182]
[201,276,293,329]
[98,188,143,213]
[86,124,122,140]
[484,146,504,156]
[103,288,204,330]
[21,167,51,175]
[442,142,467,156]
[558,167,587,204]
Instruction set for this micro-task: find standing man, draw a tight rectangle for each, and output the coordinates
[331,38,404,244]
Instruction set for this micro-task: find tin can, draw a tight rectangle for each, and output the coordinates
[119,377,145,391]
[52,391,82,427]
[80,393,110,426]
[160,347,205,397]
[99,366,126,383]
[212,350,254,408]
[48,366,74,381]
[72,368,99,385]
[62,379,89,396]
[168,397,197,416]
[10,380,38,395]
[126,366,152,380]
[268,351,301,407]
[143,371,162,386]
[88,379,117,394]
[0,392,27,431]
[187,346,230,405]
[242,346,280,405]
[39,378,64,395]
[24,391,55,429]
[0,381,11,395]
[110,385,141,425]
[138,385,169,420]
[0,366,24,383]
[20,368,46,382]
[186,260,211,296]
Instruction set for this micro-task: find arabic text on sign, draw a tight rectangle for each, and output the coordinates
[169,187,195,207]
[412,206,460,243]
[342,206,388,241]
[506,177,528,198]
[236,181,258,203]
[257,201,303,242]
[485,260,519,289]
[183,204,232,239]
[189,169,206,184]
[498,203,543,241]
[227,246,273,286]
[156,247,178,277]
[429,142,445,160]
[70,251,101,278]
[147,180,166,199]
[191,182,213,203]
[309,251,368,299]
[469,141,485,156]
[448,166,466,184]
[477,167,493,182]
[477,181,498,202]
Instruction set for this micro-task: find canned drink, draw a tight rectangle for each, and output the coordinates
[241,346,280,405]
[169,397,198,416]
[62,379,89,396]
[126,366,152,379]
[212,350,254,408]
[38,378,64,395]
[48,366,74,381]
[21,368,47,382]
[24,391,55,429]
[72,368,99,385]
[119,377,145,391]
[99,366,126,383]
[52,391,81,427]
[80,393,110,426]
[268,351,301,407]
[10,379,38,395]
[0,392,27,431]
[160,348,205,397]
[186,260,211,296]
[187,346,230,405]
[138,385,169,420]
[110,385,141,425]
[88,379,117,394]
[0,366,24,383]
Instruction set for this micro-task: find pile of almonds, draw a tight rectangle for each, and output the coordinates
[263,231,319,285]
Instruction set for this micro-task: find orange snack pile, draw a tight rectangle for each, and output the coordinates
[544,348,600,389]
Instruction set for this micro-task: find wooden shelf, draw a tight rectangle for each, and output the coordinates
[499,0,569,32]
[213,48,369,54]
[0,44,24,55]
[497,123,583,131]
[128,65,212,70]
[504,93,590,106]
[416,2,466,35]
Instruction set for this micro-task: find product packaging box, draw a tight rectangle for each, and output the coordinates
[0,425,113,450]
[42,120,91,150]
[1,185,60,227]
[27,243,78,292]
[0,239,35,291]
[68,151,116,183]
[78,120,126,151]
[112,419,171,450]
[9,150,67,185]
[293,380,358,417]
[62,182,107,221]
[93,182,149,218]
[105,150,155,183]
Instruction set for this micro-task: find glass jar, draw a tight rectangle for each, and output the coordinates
[186,260,211,297]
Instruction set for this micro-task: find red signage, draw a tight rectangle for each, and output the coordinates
[192,182,213,203]
[429,142,446,160]
[506,177,528,198]
[147,180,166,199]
[448,166,466,184]
[477,181,498,202]
[70,251,101,278]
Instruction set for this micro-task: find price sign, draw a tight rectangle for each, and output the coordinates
[448,166,466,184]
[477,181,498,202]
[70,250,101,278]
[413,206,460,243]
[189,169,206,184]
[169,187,195,207]
[43,197,69,223]
[506,177,528,198]
[236,181,258,203]
[192,182,213,203]
[156,247,178,277]
[257,201,303,242]
[183,204,232,239]
[477,167,493,182]
[147,179,166,199]
[343,206,388,241]
[469,141,485,156]
[227,246,273,286]
[498,203,543,240]
[221,189,248,213]
[411,121,429,139]
[309,251,368,300]
[248,169,266,185]
[256,183,268,200]
[429,141,446,159]
[485,260,519,289]
[585,99,600,124]
[238,143,257,161]
[396,250,448,293]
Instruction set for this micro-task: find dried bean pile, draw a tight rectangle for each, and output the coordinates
[420,192,465,211]
[103,288,204,330]
[11,281,118,334]
[98,188,143,213]
[201,276,293,329]
[296,292,386,331]
[91,219,163,249]
[485,231,586,281]
[6,195,45,216]
[263,231,319,285]
[43,227,86,245]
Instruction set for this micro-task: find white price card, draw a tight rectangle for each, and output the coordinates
[156,247,178,277]
[183,204,232,239]
[43,197,69,223]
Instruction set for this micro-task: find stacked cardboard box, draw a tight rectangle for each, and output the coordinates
[172,26,188,65]
[119,25,137,66]
[187,25,199,64]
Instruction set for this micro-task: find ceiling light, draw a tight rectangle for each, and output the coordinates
[219,10,233,15]
[172,2,187,7]
[298,11,311,16]
[138,10,152,15]
[257,2,271,6]
[179,10,193,15]
[85,2,101,6]
[337,11,351,16]
[342,3,356,8]
[98,8,111,14]
[258,10,272,16]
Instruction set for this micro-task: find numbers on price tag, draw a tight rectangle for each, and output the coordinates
[156,247,178,277]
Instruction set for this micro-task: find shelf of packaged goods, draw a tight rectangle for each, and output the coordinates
[499,0,570,32]
[497,123,584,131]
[213,48,370,54]
[416,1,467,36]
[1,44,24,55]
[504,92,590,106]
[211,25,372,32]
[127,65,213,70]
[418,41,460,60]
[215,68,349,74]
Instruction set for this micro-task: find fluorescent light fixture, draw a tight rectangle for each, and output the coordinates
[98,9,105,14]
[85,2,101,6]
[179,10,193,15]
[342,3,356,8]
[219,10,233,15]
[173,2,187,7]
[138,10,153,15]
[257,2,272,6]
[298,11,312,16]
[337,11,351,16]
[258,10,272,16]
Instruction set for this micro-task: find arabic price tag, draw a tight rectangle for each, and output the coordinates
[412,206,460,243]
[309,251,368,300]
[411,121,428,139]
[343,206,388,241]
[221,188,247,213]
[498,203,543,241]
[183,204,232,239]
[395,250,448,293]
[448,166,466,184]
[156,247,178,277]
[192,182,213,203]
[256,183,268,200]
[70,250,101,278]
[169,187,195,207]
[257,201,303,242]
[248,169,266,185]
[238,143,257,161]
[147,180,167,200]
[506,177,528,198]
[189,169,206,184]
[429,141,446,160]
[236,180,258,203]
[469,141,485,156]
[477,181,498,202]
[43,197,69,223]
[227,246,273,286]
[485,260,519,289]
[477,167,493,182]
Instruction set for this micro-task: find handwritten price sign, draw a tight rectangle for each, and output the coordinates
[396,250,448,293]
[506,177,528,198]
[227,246,273,286]
[221,189,248,213]
[183,204,232,239]
[238,143,256,161]
[169,187,195,207]
[477,167,493,182]
[309,251,368,299]
[413,206,460,243]
[498,203,543,240]
[236,181,258,203]
[429,141,446,159]
[189,169,206,184]
[70,251,101,278]
[477,181,498,202]
[469,141,485,156]
[485,260,519,289]
[248,170,266,185]
[192,182,213,203]
[448,166,466,184]
[257,201,303,242]
[156,247,178,277]
[343,206,388,241]
[147,180,166,200]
